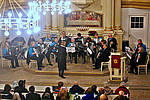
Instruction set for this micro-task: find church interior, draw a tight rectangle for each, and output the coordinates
[0,0,150,100]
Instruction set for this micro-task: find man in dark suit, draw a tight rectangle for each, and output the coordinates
[107,33,118,52]
[130,46,147,74]
[26,86,41,100]
[69,81,85,94]
[94,44,110,69]
[58,34,67,78]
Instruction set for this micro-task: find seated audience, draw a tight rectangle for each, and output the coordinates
[100,94,108,100]
[14,80,28,93]
[12,93,21,100]
[95,88,105,100]
[91,85,98,95]
[26,86,41,100]
[56,88,68,100]
[0,84,13,99]
[69,81,85,94]
[42,87,54,100]
[82,88,95,100]
[115,82,130,96]
[103,83,112,95]
[114,91,129,100]
[53,81,64,94]
[73,93,81,100]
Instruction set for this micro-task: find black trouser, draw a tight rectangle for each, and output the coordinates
[91,52,96,64]
[3,55,19,68]
[69,52,77,63]
[77,51,86,63]
[130,60,138,73]
[30,54,44,70]
[45,50,52,64]
[95,57,109,69]
[58,68,64,77]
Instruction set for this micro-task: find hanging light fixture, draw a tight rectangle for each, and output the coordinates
[0,0,40,36]
[28,0,72,15]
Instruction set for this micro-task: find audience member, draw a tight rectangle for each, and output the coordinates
[100,94,108,100]
[12,93,21,100]
[42,87,54,100]
[114,91,129,100]
[82,88,95,100]
[26,86,41,100]
[115,82,130,96]
[103,83,112,95]
[95,88,105,100]
[0,84,13,99]
[14,80,28,93]
[91,85,98,95]
[56,88,68,100]
[69,81,85,94]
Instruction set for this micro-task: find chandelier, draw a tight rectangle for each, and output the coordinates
[0,0,40,36]
[28,0,72,15]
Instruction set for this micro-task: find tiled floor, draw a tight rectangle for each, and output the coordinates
[0,60,150,100]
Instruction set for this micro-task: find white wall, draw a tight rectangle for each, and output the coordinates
[122,8,150,49]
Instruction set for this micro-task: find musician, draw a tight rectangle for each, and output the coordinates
[67,38,77,64]
[93,33,102,45]
[57,35,67,78]
[85,37,96,64]
[107,33,117,52]
[75,33,86,64]
[62,31,70,47]
[43,34,53,66]
[58,33,69,70]
[94,44,110,69]
[28,35,35,47]
[134,39,146,52]
[3,41,19,68]
[130,47,147,74]
[29,41,44,70]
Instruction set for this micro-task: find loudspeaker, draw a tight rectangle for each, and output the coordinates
[122,40,129,52]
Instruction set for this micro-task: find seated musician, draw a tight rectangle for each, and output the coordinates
[43,34,53,66]
[134,39,146,52]
[107,33,118,52]
[85,37,96,64]
[130,46,147,74]
[67,38,77,64]
[29,41,44,70]
[75,33,86,64]
[3,41,19,68]
[44,34,52,42]
[93,33,102,45]
[94,44,110,69]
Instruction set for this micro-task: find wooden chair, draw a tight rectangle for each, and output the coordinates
[137,55,149,75]
[1,57,11,68]
[29,60,38,69]
[101,61,109,71]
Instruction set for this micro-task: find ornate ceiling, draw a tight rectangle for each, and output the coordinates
[0,0,150,9]
[122,0,150,9]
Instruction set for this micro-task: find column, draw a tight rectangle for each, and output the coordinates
[114,0,121,30]
[45,12,52,30]
[104,0,112,31]
[52,12,58,30]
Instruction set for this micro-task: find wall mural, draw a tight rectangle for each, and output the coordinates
[64,11,103,27]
